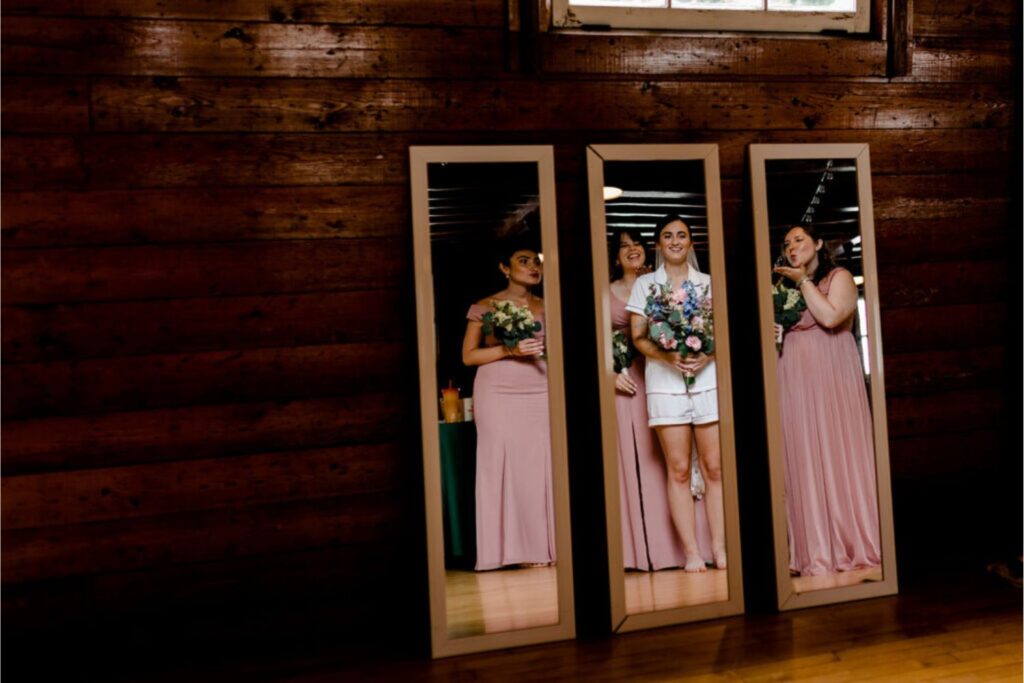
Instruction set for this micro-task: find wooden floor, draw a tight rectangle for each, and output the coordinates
[792,566,884,594]
[306,569,1020,682]
[626,567,730,614]
[98,568,1021,682]
[445,567,559,638]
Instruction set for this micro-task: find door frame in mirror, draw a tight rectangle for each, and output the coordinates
[409,146,575,657]
[586,144,745,632]
[749,143,898,611]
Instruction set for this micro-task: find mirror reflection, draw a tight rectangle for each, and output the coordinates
[764,158,883,594]
[426,161,559,637]
[603,161,729,613]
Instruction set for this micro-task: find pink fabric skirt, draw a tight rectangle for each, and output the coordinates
[777,325,881,576]
[473,356,555,570]
[616,362,690,570]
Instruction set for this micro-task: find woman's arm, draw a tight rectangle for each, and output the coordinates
[615,369,638,395]
[801,270,858,329]
[774,267,858,330]
[461,320,544,366]
[630,313,689,372]
[679,352,713,374]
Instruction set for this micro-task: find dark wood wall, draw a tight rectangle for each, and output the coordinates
[2,0,1018,672]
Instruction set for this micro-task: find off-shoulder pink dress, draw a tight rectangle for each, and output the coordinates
[777,268,881,576]
[467,303,555,571]
[613,294,712,570]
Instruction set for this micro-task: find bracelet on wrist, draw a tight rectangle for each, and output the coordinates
[797,276,810,287]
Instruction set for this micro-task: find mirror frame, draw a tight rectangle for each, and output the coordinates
[586,144,745,632]
[409,146,575,657]
[749,143,899,611]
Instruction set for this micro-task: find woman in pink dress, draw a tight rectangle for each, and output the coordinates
[611,229,689,571]
[773,224,881,577]
[462,241,554,571]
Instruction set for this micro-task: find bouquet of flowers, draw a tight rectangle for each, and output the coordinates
[644,281,714,387]
[481,299,542,350]
[612,329,633,374]
[772,280,807,351]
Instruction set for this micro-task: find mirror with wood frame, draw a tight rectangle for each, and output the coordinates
[749,143,898,610]
[586,145,744,632]
[409,146,575,657]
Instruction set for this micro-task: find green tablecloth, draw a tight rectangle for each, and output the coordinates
[439,421,477,568]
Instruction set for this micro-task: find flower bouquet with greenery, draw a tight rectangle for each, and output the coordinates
[612,329,633,374]
[644,280,715,387]
[772,280,807,351]
[481,299,542,351]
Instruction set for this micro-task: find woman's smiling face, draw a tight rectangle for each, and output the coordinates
[618,232,646,272]
[658,220,692,265]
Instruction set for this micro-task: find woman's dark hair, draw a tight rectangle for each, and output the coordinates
[495,202,541,266]
[608,228,649,281]
[495,232,541,266]
[783,224,836,285]
[654,214,690,238]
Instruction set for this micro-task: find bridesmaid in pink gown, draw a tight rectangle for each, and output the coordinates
[773,224,881,577]
[611,230,711,570]
[462,242,555,571]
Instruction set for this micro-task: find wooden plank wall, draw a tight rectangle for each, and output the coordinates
[1,0,1018,666]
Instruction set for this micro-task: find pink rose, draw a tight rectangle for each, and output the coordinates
[670,288,688,305]
[685,335,702,351]
[659,333,678,350]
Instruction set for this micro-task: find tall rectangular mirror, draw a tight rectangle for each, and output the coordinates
[587,145,744,632]
[410,146,575,656]
[750,143,898,610]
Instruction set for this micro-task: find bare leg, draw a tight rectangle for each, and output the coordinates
[656,425,706,572]
[694,422,727,569]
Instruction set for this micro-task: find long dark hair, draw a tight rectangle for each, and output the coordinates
[782,224,835,285]
[608,228,649,281]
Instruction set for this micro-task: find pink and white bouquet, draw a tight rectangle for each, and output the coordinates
[481,299,541,350]
[644,280,715,387]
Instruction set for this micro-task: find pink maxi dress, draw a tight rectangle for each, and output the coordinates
[777,268,881,576]
[613,294,712,570]
[468,304,555,571]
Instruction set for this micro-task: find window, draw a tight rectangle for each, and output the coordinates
[553,0,870,34]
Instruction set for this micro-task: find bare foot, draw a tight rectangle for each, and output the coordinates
[684,554,707,573]
[712,549,728,570]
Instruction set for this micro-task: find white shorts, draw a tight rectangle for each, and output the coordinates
[647,389,719,427]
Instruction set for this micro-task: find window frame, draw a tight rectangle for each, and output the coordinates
[552,0,871,34]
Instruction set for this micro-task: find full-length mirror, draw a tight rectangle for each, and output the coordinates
[750,144,898,610]
[410,146,574,657]
[587,145,744,632]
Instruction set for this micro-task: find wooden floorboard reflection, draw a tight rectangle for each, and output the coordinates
[792,566,884,594]
[445,566,559,638]
[625,567,729,614]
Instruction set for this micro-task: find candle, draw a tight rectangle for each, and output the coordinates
[441,381,461,423]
